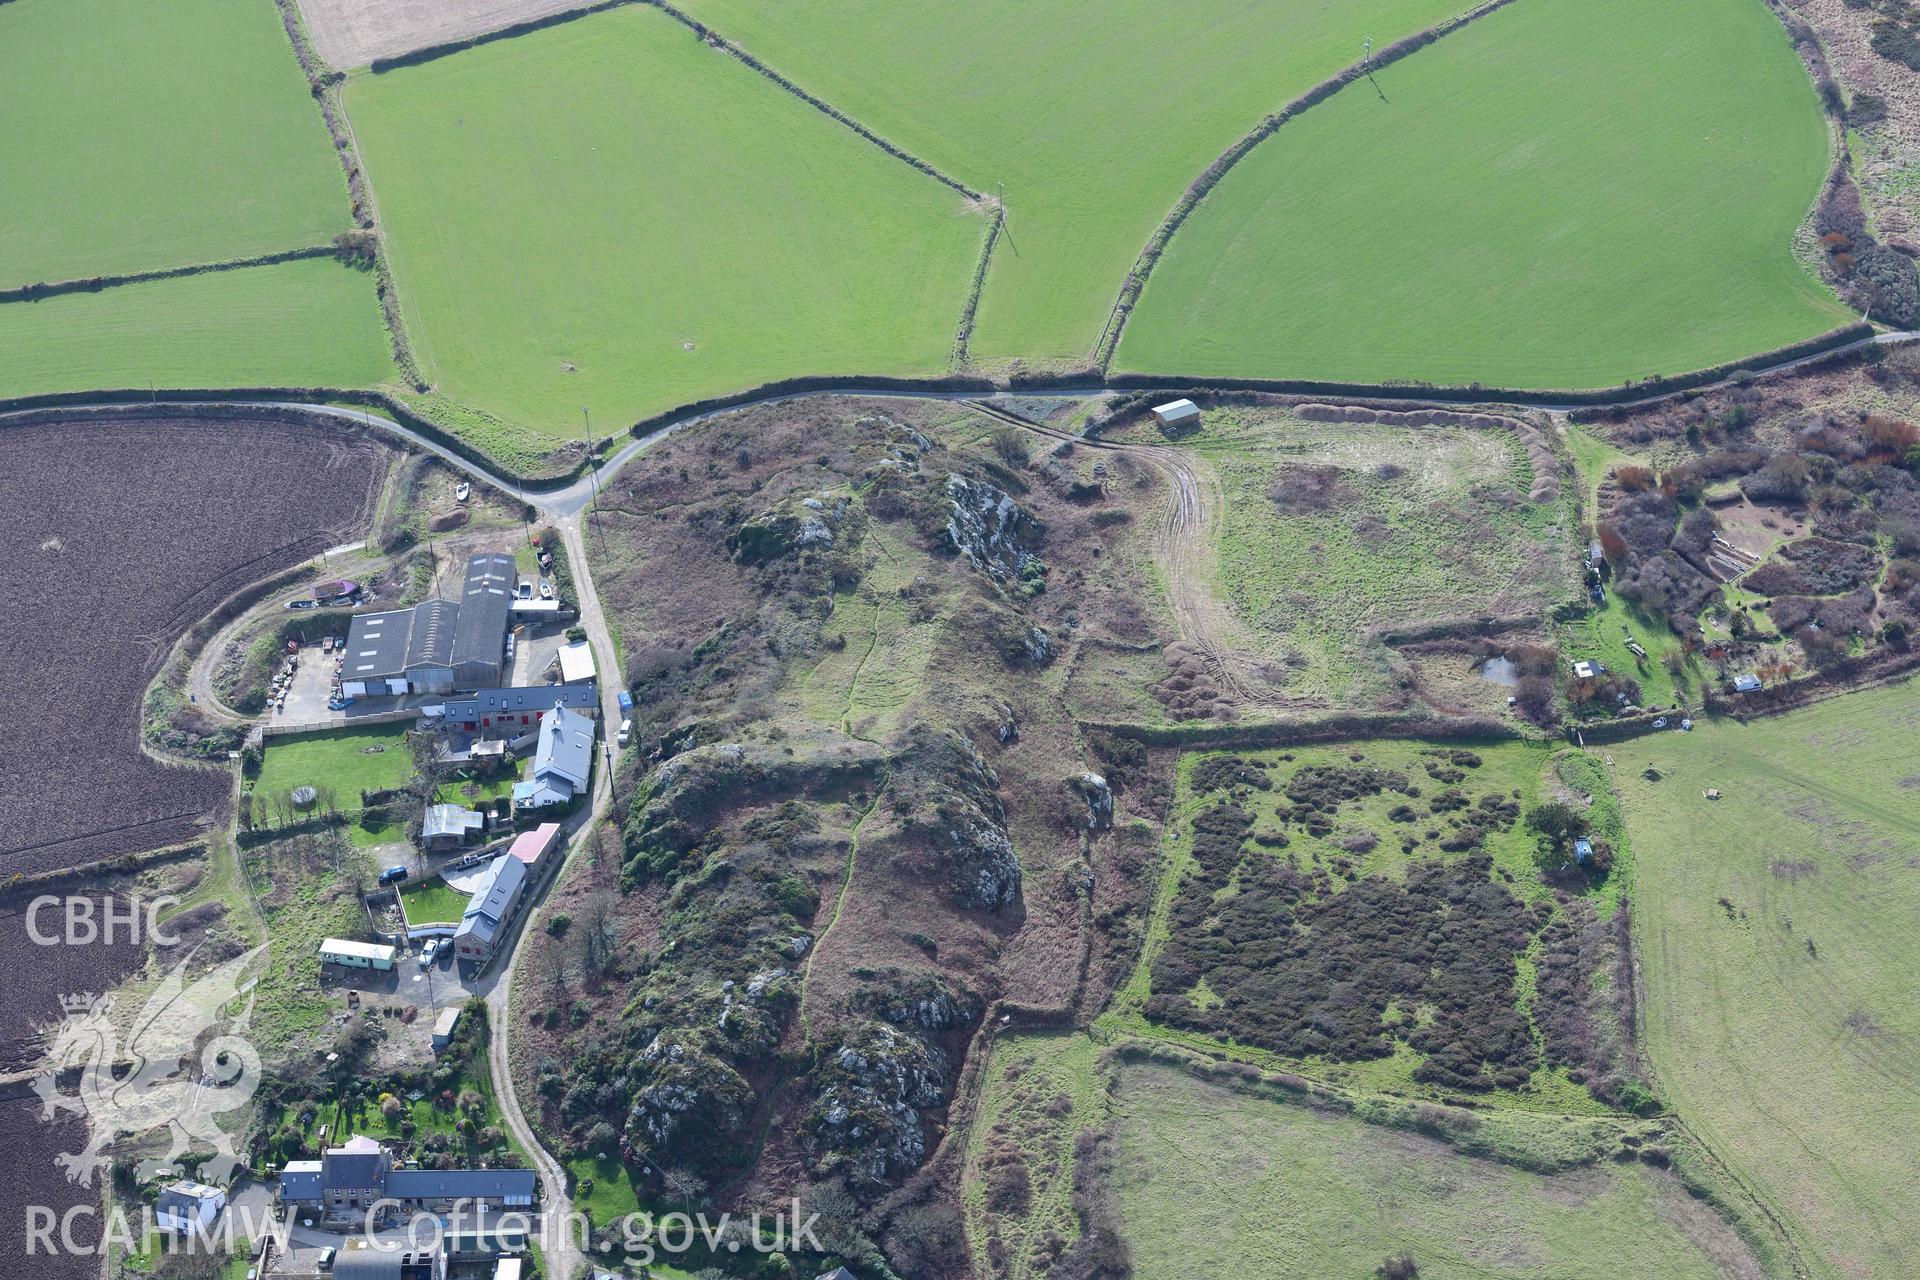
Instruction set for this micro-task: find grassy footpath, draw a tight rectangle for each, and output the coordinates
[0,257,391,399]
[346,4,981,437]
[1610,683,1920,1279]
[1121,0,1851,388]
[0,0,350,285]
[678,0,1467,366]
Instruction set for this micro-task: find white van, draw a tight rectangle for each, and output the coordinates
[616,718,632,748]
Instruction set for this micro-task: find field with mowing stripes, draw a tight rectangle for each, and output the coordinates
[346,4,983,436]
[676,0,1469,367]
[0,0,351,285]
[0,258,392,399]
[1611,684,1920,1279]
[1120,0,1852,389]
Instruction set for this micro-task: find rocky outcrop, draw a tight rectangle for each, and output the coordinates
[625,739,882,884]
[945,473,1045,582]
[804,1022,948,1186]
[1071,771,1114,833]
[892,728,1023,912]
[728,491,851,564]
[851,968,981,1034]
[623,1037,754,1165]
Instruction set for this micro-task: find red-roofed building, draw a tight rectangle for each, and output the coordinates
[507,822,563,874]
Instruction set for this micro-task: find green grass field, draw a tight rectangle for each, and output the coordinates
[257,726,412,798]
[0,257,391,398]
[1110,1062,1760,1279]
[1609,682,1920,1278]
[677,0,1468,366]
[1119,0,1852,389]
[1169,406,1569,705]
[0,0,350,286]
[399,875,470,925]
[346,5,982,437]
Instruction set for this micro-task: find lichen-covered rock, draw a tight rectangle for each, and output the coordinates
[888,728,1023,912]
[933,809,1021,912]
[623,1039,753,1166]
[1071,771,1114,833]
[728,493,849,564]
[945,474,1045,583]
[625,739,879,885]
[803,1022,948,1186]
[851,968,980,1033]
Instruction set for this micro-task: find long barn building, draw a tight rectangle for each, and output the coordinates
[340,554,514,697]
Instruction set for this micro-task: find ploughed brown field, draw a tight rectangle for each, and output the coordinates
[0,1088,99,1280]
[0,413,388,875]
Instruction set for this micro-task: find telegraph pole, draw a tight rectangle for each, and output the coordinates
[582,406,599,516]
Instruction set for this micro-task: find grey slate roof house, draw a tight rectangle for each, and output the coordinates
[279,1134,534,1220]
[431,683,598,733]
[452,854,530,962]
[512,704,594,810]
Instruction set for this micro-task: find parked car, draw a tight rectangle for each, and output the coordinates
[318,1248,336,1271]
[516,580,534,601]
[378,865,409,885]
[327,696,353,711]
[617,718,632,748]
[285,598,318,611]
[418,939,438,968]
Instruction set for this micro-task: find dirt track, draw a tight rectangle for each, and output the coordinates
[295,0,596,69]
[969,401,1285,712]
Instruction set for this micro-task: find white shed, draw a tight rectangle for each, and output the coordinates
[1150,398,1201,431]
[557,640,597,685]
[319,938,397,971]
[155,1180,226,1233]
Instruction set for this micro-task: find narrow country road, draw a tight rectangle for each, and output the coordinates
[473,514,622,1280]
[7,328,1907,1280]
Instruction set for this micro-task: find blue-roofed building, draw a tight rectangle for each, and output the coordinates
[279,1160,324,1203]
[452,854,530,963]
[512,704,594,811]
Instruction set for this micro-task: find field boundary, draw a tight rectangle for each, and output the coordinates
[0,395,586,490]
[952,208,1006,366]
[1089,0,1527,369]
[360,0,982,201]
[643,0,984,199]
[1082,709,1523,749]
[0,323,1885,494]
[268,0,430,390]
[0,244,339,305]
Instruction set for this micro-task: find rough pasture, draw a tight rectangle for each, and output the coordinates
[0,415,389,875]
[1610,683,1920,1277]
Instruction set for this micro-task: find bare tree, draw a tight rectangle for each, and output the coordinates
[577,893,618,979]
[407,728,451,810]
